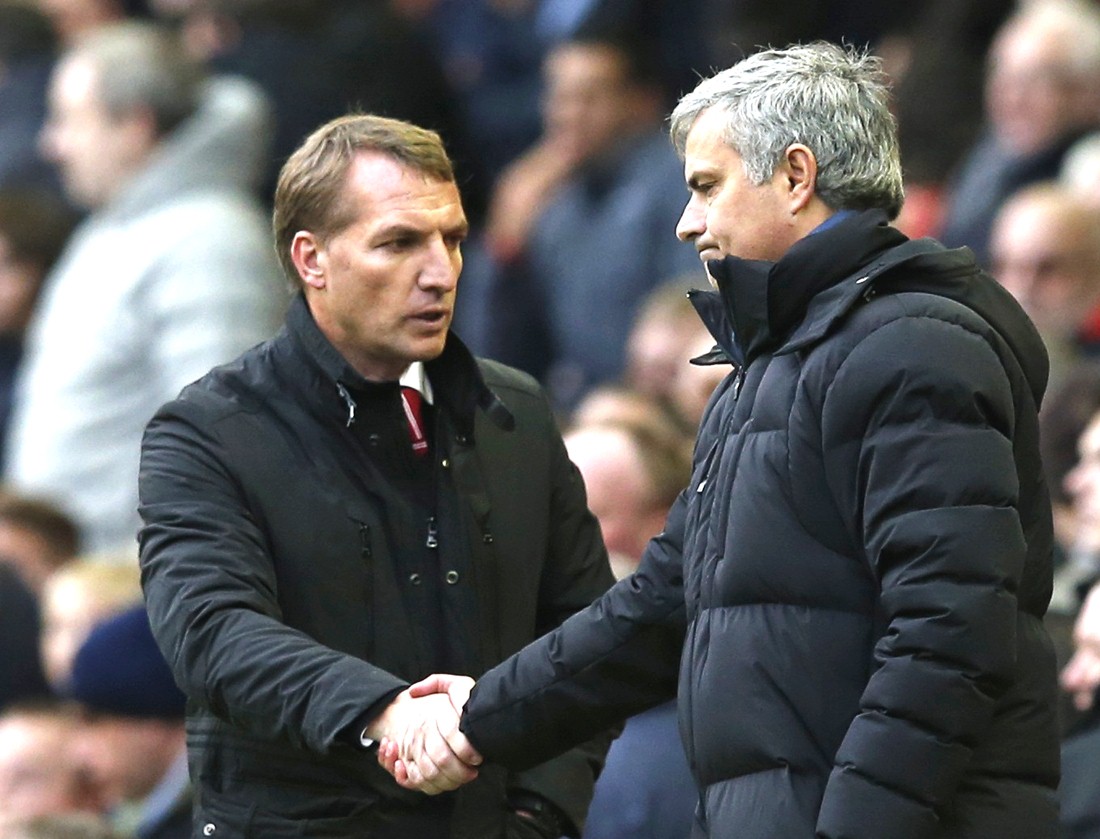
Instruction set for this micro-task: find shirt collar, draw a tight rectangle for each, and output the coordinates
[399,361,434,405]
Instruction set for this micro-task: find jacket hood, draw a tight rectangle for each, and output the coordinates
[284,294,514,440]
[105,75,272,221]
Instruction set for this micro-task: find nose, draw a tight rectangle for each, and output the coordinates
[676,195,705,243]
[419,235,460,291]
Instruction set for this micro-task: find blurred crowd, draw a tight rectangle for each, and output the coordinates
[2,0,1100,836]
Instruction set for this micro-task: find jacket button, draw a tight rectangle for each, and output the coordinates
[367,433,381,447]
[203,826,216,836]
[409,572,422,586]
[445,570,459,584]
[455,434,469,445]
[482,533,494,544]
[441,458,450,469]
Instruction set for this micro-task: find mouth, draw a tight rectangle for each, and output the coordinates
[408,308,450,328]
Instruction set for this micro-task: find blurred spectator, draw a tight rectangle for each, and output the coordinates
[67,606,188,839]
[0,189,77,468]
[1058,437,1100,839]
[570,383,686,436]
[0,565,50,711]
[1039,363,1100,579]
[401,0,546,188]
[988,182,1100,396]
[32,0,136,47]
[562,414,695,838]
[148,0,475,209]
[0,4,61,195]
[939,0,1100,265]
[623,278,728,430]
[0,492,80,596]
[4,21,287,552]
[1,814,122,839]
[1062,131,1100,208]
[479,27,698,410]
[671,324,729,432]
[39,556,141,690]
[564,414,690,579]
[0,701,102,824]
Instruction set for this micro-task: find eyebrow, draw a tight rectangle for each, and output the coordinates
[686,171,717,192]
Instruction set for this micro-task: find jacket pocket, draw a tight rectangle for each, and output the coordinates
[195,788,382,838]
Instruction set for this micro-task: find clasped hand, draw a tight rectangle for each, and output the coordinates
[372,674,482,794]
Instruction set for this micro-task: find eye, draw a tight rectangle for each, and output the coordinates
[382,236,416,251]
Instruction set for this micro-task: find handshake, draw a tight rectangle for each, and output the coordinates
[369,674,483,794]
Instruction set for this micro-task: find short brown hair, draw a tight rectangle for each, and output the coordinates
[272,114,456,286]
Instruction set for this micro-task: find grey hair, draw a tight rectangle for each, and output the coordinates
[670,42,904,219]
[66,21,203,136]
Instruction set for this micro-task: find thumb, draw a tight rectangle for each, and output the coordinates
[408,673,472,700]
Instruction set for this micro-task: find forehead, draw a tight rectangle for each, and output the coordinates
[995,198,1089,255]
[342,152,465,227]
[50,54,99,110]
[683,107,739,174]
[546,43,627,84]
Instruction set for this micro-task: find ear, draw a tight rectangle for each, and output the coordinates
[290,231,326,290]
[779,144,818,215]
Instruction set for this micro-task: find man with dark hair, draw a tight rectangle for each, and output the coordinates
[138,112,614,837]
[387,42,1061,838]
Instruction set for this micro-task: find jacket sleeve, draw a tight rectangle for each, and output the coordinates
[815,310,1028,838]
[463,487,688,772]
[138,399,408,755]
[504,422,619,835]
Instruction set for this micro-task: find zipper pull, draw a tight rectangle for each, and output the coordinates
[732,365,746,399]
[425,516,438,549]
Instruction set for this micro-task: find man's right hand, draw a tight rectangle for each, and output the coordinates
[368,681,481,794]
[376,674,481,794]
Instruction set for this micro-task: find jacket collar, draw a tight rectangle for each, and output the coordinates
[285,294,514,440]
[703,209,908,364]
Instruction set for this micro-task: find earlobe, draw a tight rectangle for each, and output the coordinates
[783,145,818,214]
[290,231,326,290]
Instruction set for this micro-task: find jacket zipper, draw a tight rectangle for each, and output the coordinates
[425,515,438,549]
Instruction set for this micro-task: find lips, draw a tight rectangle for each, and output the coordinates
[409,308,449,326]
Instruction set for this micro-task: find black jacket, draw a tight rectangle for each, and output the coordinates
[138,295,615,838]
[461,212,1061,838]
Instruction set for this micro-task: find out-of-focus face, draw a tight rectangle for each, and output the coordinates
[542,43,646,165]
[676,106,797,272]
[986,20,1093,156]
[990,193,1100,337]
[40,578,117,689]
[565,425,665,577]
[71,717,178,808]
[295,152,467,382]
[40,55,153,209]
[1067,414,1100,555]
[0,713,101,819]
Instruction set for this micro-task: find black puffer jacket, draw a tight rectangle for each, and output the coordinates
[138,296,615,838]
[462,212,1060,838]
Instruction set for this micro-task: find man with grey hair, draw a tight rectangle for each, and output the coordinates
[4,21,286,553]
[383,42,1061,838]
